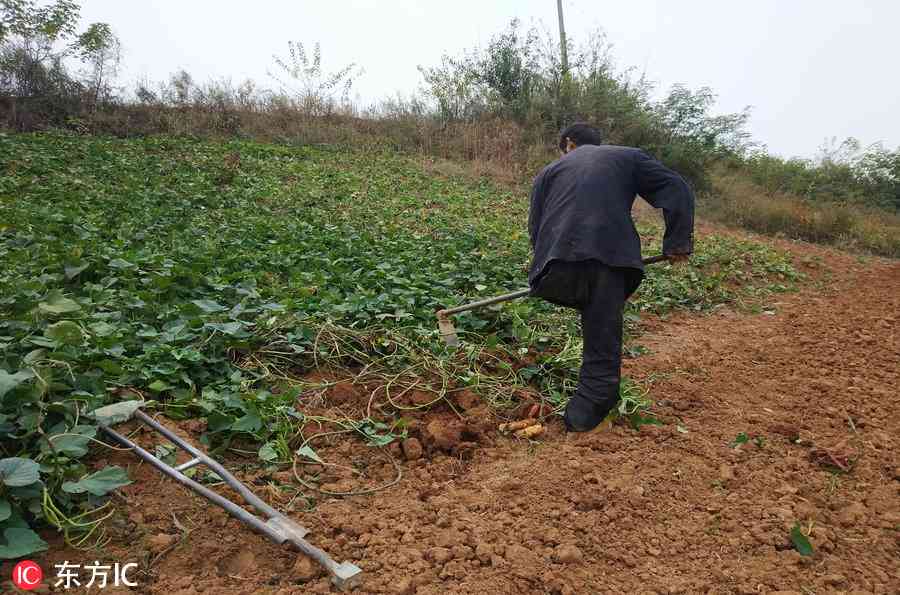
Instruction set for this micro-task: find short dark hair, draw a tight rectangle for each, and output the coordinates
[559,122,604,151]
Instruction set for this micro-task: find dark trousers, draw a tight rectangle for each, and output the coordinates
[531,260,633,430]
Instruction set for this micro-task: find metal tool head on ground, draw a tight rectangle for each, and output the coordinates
[90,401,363,591]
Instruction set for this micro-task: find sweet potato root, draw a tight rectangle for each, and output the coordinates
[514,424,544,439]
[499,418,538,433]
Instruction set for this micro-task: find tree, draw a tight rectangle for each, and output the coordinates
[476,19,539,120]
[0,0,80,97]
[75,22,120,111]
[0,0,119,128]
[655,85,753,156]
[854,145,900,210]
[418,53,481,123]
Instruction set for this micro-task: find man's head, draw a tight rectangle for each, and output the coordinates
[558,122,603,154]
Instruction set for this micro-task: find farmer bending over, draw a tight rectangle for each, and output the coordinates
[528,123,695,432]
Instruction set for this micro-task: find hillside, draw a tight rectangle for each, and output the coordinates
[1,134,897,593]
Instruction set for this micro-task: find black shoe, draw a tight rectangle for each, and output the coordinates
[563,395,617,433]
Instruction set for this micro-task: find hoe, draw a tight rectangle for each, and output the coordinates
[436,255,668,347]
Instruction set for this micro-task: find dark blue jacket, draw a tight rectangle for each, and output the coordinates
[528,144,695,290]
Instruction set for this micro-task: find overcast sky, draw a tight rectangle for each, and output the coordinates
[79,0,899,158]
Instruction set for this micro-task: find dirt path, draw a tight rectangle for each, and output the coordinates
[22,243,898,595]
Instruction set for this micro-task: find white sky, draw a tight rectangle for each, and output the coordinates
[79,0,899,158]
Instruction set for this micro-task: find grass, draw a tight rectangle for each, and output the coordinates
[0,131,801,555]
[707,168,900,257]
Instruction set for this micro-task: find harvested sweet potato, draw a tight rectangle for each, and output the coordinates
[499,418,537,433]
[514,424,544,439]
[526,403,554,419]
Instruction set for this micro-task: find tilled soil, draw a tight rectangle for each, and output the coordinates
[16,238,899,595]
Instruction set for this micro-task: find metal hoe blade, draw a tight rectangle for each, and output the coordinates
[100,409,363,591]
[437,313,460,347]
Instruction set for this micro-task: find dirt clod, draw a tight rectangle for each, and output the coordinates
[822,574,847,586]
[505,544,541,579]
[434,528,466,548]
[426,547,453,564]
[452,389,482,411]
[328,381,359,405]
[475,542,493,564]
[401,437,423,461]
[291,555,320,581]
[769,423,801,442]
[838,502,867,527]
[218,550,256,577]
[451,544,474,560]
[439,560,468,579]
[423,419,463,452]
[553,544,583,564]
[718,463,735,483]
[148,533,176,554]
[390,578,413,594]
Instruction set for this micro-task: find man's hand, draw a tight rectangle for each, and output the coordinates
[666,253,690,264]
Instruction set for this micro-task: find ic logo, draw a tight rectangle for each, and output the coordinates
[12,560,44,591]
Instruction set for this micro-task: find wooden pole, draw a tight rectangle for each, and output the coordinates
[557,0,569,74]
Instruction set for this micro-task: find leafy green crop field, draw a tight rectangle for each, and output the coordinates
[0,132,800,556]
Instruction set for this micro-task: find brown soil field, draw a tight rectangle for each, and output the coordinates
[10,230,899,595]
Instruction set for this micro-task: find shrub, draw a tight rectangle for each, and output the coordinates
[706,168,900,257]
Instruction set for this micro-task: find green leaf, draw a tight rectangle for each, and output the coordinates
[0,457,40,487]
[23,349,47,365]
[155,444,176,466]
[88,321,117,337]
[108,258,135,269]
[205,321,246,336]
[64,262,89,279]
[295,445,324,464]
[0,527,49,559]
[365,434,395,447]
[0,369,33,398]
[38,290,81,315]
[0,500,10,522]
[790,524,814,556]
[61,466,131,496]
[258,442,279,462]
[89,400,143,425]
[8,482,43,501]
[731,432,750,447]
[96,359,124,375]
[147,380,172,393]
[27,337,58,348]
[46,426,96,457]
[45,320,84,345]
[231,412,262,433]
[207,411,235,432]
[192,299,227,313]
